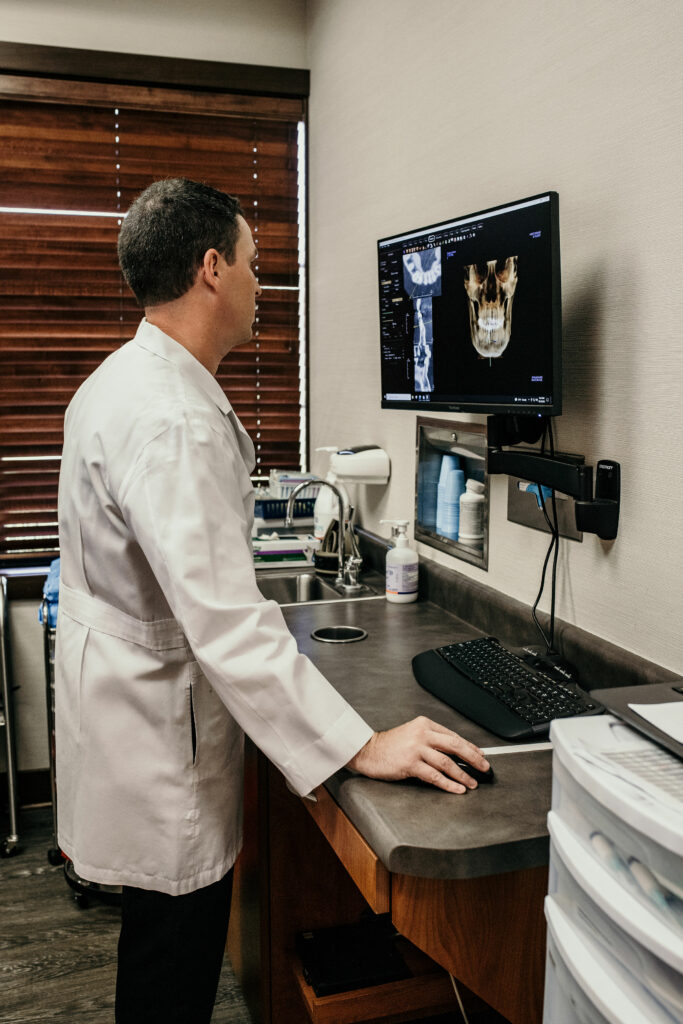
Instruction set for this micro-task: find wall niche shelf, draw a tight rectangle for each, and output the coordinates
[415,417,488,571]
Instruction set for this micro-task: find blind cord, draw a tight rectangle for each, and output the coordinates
[449,973,471,1023]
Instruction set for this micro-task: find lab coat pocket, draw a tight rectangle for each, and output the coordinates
[188,662,243,780]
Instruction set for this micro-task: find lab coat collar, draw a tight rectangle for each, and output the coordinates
[131,319,256,473]
[133,318,231,415]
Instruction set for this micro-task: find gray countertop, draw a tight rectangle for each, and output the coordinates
[281,593,552,881]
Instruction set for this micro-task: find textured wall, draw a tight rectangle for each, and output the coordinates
[305,0,683,672]
[0,0,307,66]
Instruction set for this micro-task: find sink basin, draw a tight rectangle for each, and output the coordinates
[257,572,343,604]
[256,571,381,605]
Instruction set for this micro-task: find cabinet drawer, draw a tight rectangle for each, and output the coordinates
[306,786,390,913]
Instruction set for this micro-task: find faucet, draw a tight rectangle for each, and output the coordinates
[284,478,348,587]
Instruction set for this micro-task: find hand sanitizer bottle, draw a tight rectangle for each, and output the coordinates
[380,520,419,603]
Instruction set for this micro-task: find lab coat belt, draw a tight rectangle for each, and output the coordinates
[58,582,187,651]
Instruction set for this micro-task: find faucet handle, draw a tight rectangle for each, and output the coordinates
[343,555,363,587]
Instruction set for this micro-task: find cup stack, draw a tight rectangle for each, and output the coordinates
[436,455,466,540]
[417,453,441,530]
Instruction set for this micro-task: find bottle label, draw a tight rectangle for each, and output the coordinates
[386,562,418,595]
[459,501,483,539]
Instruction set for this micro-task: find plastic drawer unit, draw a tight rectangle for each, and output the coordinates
[549,715,682,924]
[543,899,678,1024]
[543,715,683,1024]
[547,814,682,1021]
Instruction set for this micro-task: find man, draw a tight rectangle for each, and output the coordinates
[55,178,489,1024]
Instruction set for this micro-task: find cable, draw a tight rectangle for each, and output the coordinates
[531,420,560,653]
[547,421,560,651]
[531,529,556,651]
[449,973,471,1024]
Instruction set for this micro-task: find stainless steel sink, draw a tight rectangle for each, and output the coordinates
[257,572,342,604]
[256,571,382,605]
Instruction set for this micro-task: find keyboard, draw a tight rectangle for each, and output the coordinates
[412,636,604,740]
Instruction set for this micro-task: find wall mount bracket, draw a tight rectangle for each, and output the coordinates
[486,418,620,541]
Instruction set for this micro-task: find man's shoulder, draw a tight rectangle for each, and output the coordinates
[71,338,208,420]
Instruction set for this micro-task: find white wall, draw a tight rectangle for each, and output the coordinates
[0,0,307,67]
[305,0,683,673]
[3,602,48,773]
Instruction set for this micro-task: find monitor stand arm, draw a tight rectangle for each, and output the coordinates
[487,446,620,541]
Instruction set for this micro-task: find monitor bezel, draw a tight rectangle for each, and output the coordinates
[378,191,562,417]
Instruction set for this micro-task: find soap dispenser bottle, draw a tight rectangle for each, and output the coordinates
[380,520,418,603]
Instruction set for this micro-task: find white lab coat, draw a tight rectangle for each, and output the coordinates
[55,320,373,895]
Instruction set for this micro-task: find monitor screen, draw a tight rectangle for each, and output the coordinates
[378,192,561,416]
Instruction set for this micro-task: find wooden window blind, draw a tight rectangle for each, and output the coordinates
[0,78,306,562]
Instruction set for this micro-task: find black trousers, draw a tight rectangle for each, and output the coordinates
[115,869,234,1024]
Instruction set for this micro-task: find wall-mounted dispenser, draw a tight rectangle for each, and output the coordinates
[327,445,391,485]
[310,445,390,541]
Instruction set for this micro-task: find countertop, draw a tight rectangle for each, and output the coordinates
[281,593,552,881]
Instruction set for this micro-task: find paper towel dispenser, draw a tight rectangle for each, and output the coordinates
[328,446,391,485]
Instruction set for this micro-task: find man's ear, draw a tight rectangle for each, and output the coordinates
[201,248,222,287]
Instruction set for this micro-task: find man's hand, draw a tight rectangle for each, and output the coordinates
[345,716,490,794]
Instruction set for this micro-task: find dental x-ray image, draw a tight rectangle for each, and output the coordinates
[463,256,518,358]
[413,297,434,392]
[403,247,442,299]
[403,247,441,391]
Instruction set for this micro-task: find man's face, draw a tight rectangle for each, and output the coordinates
[217,215,261,353]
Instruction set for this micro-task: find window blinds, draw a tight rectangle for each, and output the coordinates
[0,85,305,561]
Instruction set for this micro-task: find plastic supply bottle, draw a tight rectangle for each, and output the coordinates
[313,447,350,541]
[380,520,419,603]
[458,479,485,544]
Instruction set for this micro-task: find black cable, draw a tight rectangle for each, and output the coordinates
[531,419,560,653]
[547,421,560,652]
[531,531,555,651]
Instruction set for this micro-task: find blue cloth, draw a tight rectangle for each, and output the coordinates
[39,558,60,628]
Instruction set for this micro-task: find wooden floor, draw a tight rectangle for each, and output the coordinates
[0,805,253,1024]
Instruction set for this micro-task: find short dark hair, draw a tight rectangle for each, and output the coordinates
[117,178,244,307]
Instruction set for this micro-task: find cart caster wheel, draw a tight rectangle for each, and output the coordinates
[47,847,62,866]
[1,840,20,858]
[74,892,90,909]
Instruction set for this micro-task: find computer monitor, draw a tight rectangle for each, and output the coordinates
[378,191,562,418]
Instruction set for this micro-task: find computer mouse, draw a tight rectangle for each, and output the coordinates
[450,756,495,785]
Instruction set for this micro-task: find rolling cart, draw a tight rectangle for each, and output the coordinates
[41,560,121,908]
[1,574,21,858]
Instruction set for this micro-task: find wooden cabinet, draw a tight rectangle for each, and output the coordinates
[228,746,545,1024]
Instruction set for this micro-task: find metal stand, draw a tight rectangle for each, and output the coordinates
[1,576,20,857]
[40,597,61,865]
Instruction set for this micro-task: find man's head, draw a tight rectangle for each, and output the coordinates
[118,178,245,308]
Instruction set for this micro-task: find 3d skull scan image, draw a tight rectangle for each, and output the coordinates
[463,256,518,358]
